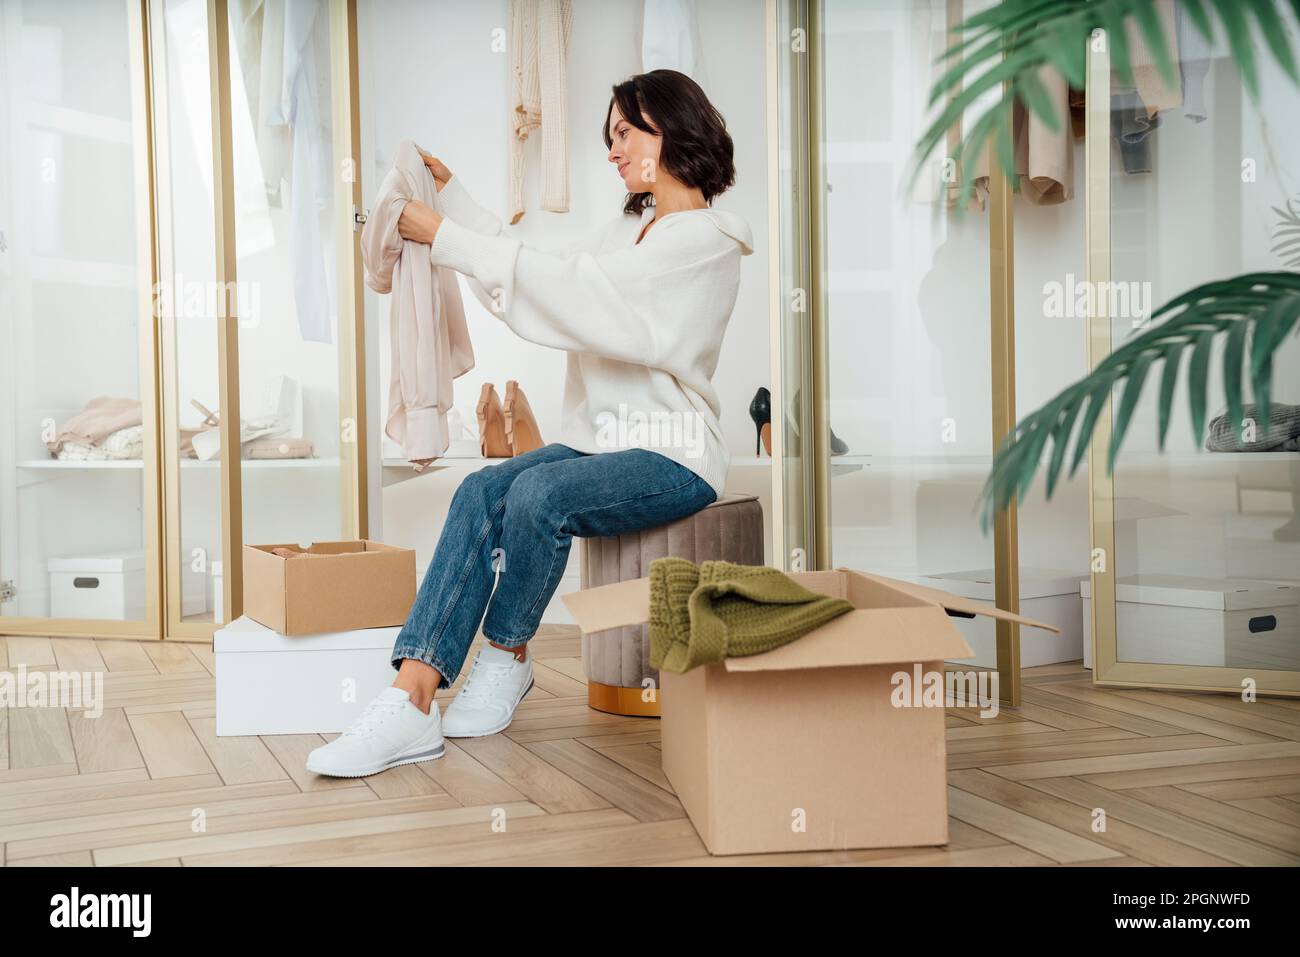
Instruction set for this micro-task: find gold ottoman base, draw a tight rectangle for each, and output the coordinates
[587,680,661,718]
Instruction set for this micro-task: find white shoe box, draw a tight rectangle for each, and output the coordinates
[912,568,1089,668]
[48,551,146,620]
[214,615,400,737]
[1081,575,1300,671]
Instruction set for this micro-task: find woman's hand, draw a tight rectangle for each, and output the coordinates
[419,150,453,192]
[397,200,442,245]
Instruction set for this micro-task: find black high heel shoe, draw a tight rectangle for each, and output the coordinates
[786,386,850,455]
[749,387,772,455]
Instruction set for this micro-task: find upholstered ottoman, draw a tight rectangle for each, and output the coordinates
[577,492,764,716]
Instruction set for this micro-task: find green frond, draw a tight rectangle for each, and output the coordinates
[908,0,1300,213]
[978,274,1300,532]
[1272,197,1300,268]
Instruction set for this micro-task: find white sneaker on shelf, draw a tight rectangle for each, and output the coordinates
[305,687,445,778]
[442,645,535,738]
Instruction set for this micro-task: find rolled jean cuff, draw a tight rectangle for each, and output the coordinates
[391,645,455,690]
[479,627,533,649]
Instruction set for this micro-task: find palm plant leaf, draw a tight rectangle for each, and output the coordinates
[1272,197,1300,268]
[908,0,1300,208]
[978,273,1300,531]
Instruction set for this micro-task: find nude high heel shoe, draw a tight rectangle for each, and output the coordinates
[503,380,544,456]
[477,383,511,458]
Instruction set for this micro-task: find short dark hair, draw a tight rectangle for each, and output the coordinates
[603,69,736,216]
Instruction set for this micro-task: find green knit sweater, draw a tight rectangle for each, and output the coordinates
[648,558,855,673]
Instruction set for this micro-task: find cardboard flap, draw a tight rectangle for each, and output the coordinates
[562,567,1062,638]
[842,569,1062,634]
[722,606,973,672]
[561,577,650,632]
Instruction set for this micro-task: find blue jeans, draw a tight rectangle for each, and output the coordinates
[391,443,718,688]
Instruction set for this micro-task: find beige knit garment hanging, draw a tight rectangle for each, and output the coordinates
[508,0,573,224]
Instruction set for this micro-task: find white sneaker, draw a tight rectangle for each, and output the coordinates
[305,687,445,778]
[442,645,535,738]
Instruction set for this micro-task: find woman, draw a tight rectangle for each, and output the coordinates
[308,69,753,778]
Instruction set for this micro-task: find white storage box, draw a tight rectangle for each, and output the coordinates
[214,615,400,736]
[1082,575,1300,671]
[48,551,145,620]
[210,560,224,623]
[913,568,1088,668]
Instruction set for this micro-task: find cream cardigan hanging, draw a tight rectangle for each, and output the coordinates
[508,0,573,224]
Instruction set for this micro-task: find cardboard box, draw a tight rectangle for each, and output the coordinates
[563,567,1056,856]
[242,540,416,636]
[215,615,399,736]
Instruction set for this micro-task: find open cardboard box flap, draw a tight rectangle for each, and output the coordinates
[561,566,1060,673]
[843,568,1060,632]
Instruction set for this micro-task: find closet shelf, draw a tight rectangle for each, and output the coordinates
[18,457,341,471]
[381,454,776,469]
[380,454,776,488]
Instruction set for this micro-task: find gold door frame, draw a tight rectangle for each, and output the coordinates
[766,0,786,567]
[1084,30,1299,696]
[206,0,244,634]
[768,0,817,574]
[332,0,368,542]
[0,0,163,641]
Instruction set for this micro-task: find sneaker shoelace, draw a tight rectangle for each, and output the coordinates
[459,657,515,703]
[343,697,406,737]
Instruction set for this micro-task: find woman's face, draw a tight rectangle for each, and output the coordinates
[607,103,662,193]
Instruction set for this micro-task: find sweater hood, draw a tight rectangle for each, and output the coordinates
[643,204,754,256]
[696,208,754,256]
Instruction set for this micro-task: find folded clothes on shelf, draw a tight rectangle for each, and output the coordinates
[46,396,142,455]
[56,425,144,461]
[182,378,313,460]
[1206,403,1300,453]
[245,436,315,459]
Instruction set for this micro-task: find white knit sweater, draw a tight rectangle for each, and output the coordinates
[429,175,754,496]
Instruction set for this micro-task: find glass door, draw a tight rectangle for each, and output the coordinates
[776,0,1033,701]
[0,0,161,638]
[1088,8,1300,693]
[223,0,360,556]
[152,0,225,635]
[152,0,366,637]
[815,0,997,586]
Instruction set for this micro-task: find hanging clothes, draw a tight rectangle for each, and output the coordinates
[912,0,1007,210]
[1013,63,1075,205]
[1117,0,1183,118]
[1109,0,1182,175]
[641,0,708,88]
[508,0,574,225]
[233,0,333,343]
[282,0,334,342]
[1176,0,1213,123]
[362,140,475,464]
[969,62,1076,207]
[231,0,290,204]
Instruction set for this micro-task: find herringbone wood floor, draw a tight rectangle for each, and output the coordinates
[2,627,1299,866]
